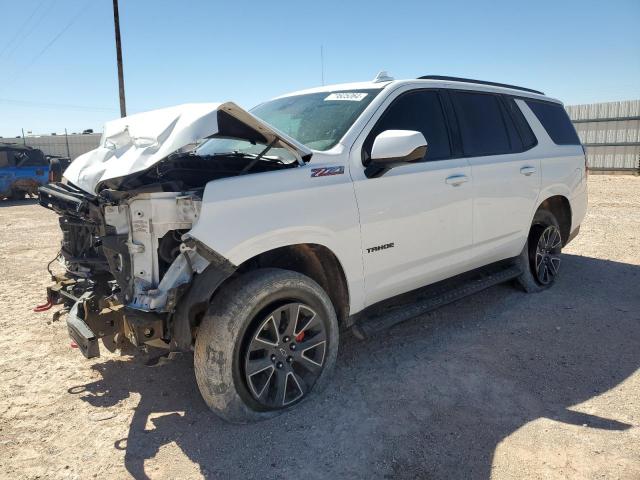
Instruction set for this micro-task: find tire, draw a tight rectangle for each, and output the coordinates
[194,268,339,423]
[516,209,563,293]
[8,189,23,200]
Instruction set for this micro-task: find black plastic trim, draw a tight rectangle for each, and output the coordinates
[418,75,544,95]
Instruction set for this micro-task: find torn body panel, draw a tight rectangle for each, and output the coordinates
[40,182,238,357]
[103,192,208,310]
[64,102,312,194]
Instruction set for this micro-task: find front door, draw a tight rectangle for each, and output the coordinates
[350,89,474,307]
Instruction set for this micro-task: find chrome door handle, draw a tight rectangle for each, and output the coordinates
[445,174,469,186]
[520,166,536,176]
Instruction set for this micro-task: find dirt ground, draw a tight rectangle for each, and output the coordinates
[0,175,638,480]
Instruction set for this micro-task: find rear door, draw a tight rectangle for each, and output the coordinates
[350,88,473,306]
[448,90,541,266]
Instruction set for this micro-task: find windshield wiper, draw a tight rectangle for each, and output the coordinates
[239,140,279,174]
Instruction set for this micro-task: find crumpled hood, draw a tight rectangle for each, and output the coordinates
[64,102,312,194]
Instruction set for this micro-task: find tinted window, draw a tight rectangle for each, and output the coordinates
[16,150,47,167]
[502,104,523,152]
[505,97,537,150]
[525,100,580,145]
[366,90,451,162]
[450,91,511,156]
[0,152,9,168]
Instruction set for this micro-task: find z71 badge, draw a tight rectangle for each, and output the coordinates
[311,166,345,177]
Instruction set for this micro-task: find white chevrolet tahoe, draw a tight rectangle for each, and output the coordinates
[39,74,588,422]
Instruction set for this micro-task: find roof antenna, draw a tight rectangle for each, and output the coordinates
[320,45,325,86]
[373,71,394,83]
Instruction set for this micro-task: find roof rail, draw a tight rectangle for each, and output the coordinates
[417,75,544,95]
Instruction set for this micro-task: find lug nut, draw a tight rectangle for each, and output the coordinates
[270,354,276,362]
[276,362,283,369]
[290,343,296,351]
[283,336,290,342]
[286,356,293,363]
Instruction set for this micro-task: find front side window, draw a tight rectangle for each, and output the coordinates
[365,90,452,162]
[450,91,512,157]
[525,100,581,145]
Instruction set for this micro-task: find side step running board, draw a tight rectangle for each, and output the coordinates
[352,263,523,339]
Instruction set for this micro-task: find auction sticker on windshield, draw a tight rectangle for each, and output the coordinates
[324,92,368,101]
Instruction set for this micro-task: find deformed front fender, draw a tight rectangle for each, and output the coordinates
[169,238,236,350]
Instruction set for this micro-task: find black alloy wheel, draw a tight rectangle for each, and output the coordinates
[532,225,562,285]
[243,302,327,409]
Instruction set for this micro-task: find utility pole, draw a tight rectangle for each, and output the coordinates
[112,0,126,117]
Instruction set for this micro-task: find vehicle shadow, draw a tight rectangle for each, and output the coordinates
[0,197,39,207]
[69,254,640,479]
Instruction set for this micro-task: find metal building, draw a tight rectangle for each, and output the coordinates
[0,133,101,160]
[566,100,640,173]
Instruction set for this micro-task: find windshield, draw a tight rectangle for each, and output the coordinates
[251,89,380,150]
[195,89,380,160]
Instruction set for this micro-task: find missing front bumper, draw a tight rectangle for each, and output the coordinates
[49,276,167,358]
[66,303,100,359]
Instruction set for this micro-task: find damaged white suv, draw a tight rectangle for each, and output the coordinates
[39,74,587,422]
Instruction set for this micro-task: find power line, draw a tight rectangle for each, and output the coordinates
[0,97,117,112]
[0,0,49,59]
[0,0,57,62]
[0,1,91,89]
[21,2,92,73]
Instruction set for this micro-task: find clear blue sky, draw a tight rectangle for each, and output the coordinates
[0,0,638,137]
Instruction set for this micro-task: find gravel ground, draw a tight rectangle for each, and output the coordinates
[0,175,638,480]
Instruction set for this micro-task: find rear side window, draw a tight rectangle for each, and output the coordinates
[450,91,512,156]
[366,90,452,162]
[525,100,580,145]
[16,151,47,167]
[505,97,537,150]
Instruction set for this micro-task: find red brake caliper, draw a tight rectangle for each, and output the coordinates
[33,300,53,312]
[295,331,305,343]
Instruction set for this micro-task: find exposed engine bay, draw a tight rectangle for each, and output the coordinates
[99,150,297,192]
[37,101,313,358]
[38,148,296,358]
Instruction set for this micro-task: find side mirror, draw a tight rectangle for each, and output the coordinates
[366,130,427,178]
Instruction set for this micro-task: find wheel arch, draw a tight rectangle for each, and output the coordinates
[534,194,572,245]
[171,242,351,350]
[233,243,350,325]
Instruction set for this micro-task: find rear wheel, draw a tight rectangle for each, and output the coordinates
[516,210,563,292]
[194,268,339,423]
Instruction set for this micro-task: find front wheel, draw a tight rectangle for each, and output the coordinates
[516,210,563,293]
[194,268,339,423]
